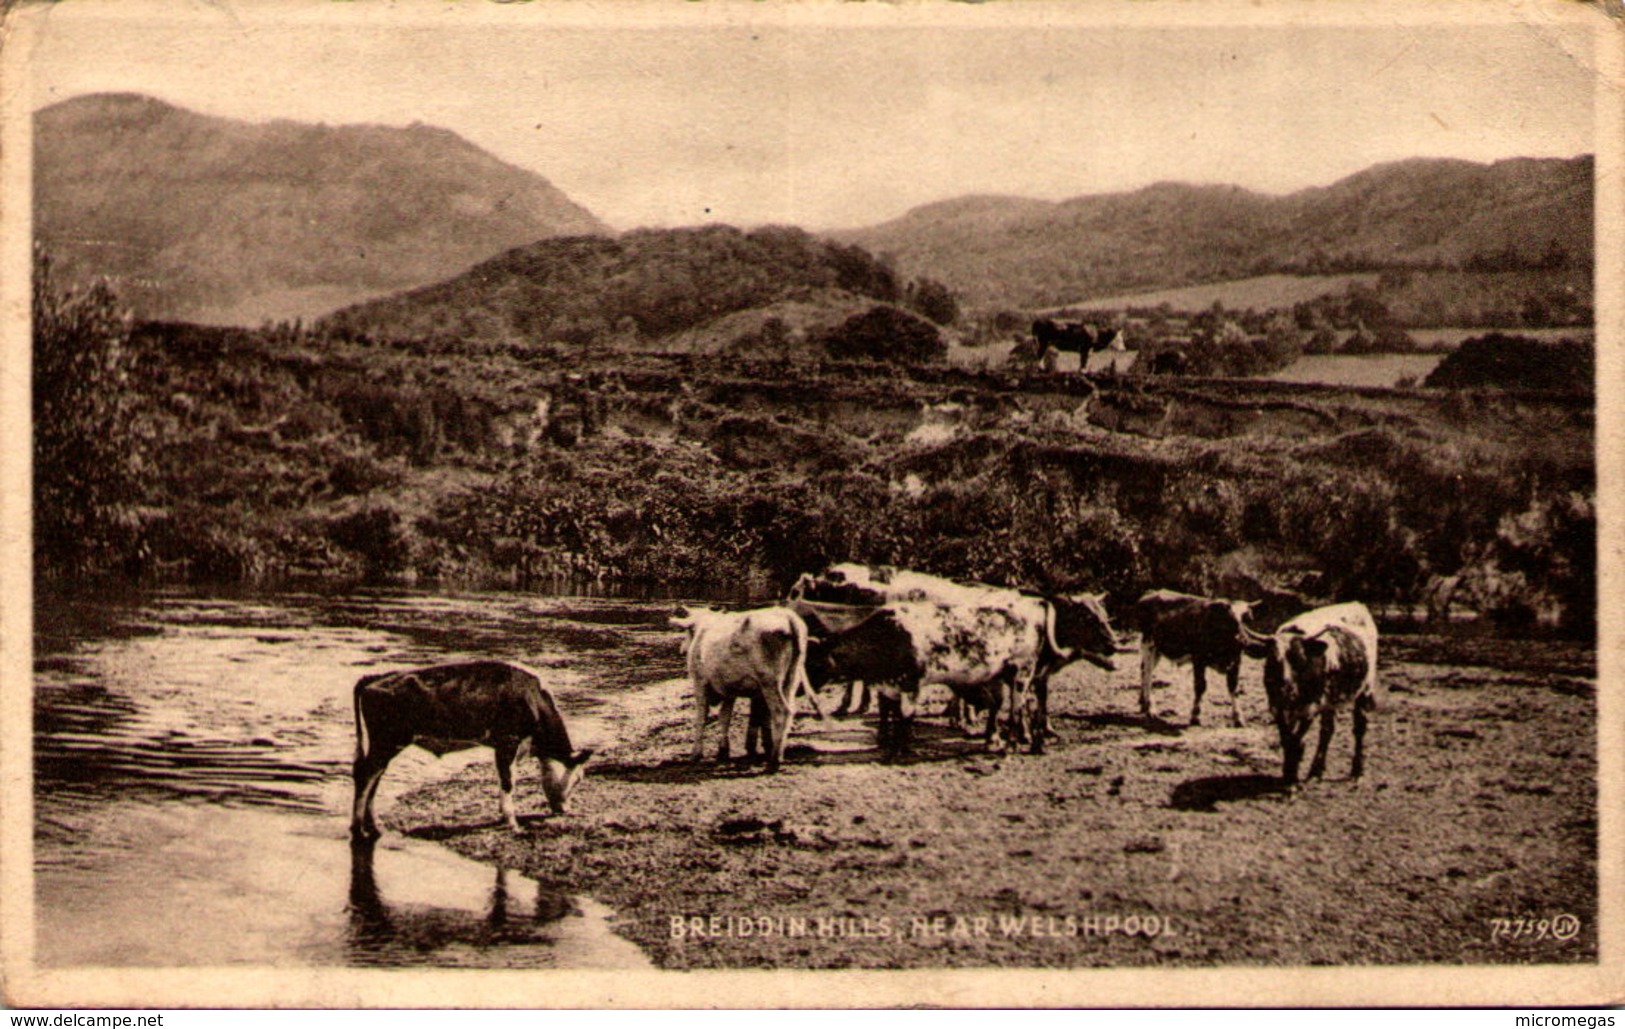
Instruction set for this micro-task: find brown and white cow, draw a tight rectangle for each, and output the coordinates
[350,661,593,840]
[790,563,1120,751]
[789,563,1026,717]
[1249,602,1380,784]
[1132,589,1260,727]
[671,605,812,772]
[802,591,1119,757]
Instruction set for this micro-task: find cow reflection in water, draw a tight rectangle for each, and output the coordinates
[347,838,575,962]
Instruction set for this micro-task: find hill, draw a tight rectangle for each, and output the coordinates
[840,156,1593,309]
[321,224,930,357]
[34,93,608,323]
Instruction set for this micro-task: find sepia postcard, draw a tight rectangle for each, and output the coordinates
[1,0,1620,1009]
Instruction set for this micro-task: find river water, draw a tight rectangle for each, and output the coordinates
[32,587,684,968]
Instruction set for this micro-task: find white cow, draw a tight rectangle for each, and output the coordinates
[670,605,812,772]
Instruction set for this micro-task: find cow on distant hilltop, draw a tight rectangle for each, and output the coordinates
[1032,318,1125,355]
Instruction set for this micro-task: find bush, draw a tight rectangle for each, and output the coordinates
[819,306,945,364]
[1424,334,1593,391]
[33,248,149,577]
[328,506,410,579]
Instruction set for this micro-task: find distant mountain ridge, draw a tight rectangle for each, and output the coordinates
[35,92,608,323]
[837,155,1593,308]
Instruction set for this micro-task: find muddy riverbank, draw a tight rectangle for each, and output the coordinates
[387,633,1597,969]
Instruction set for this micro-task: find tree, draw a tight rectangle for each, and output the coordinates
[905,277,960,326]
[819,305,945,364]
[33,247,148,577]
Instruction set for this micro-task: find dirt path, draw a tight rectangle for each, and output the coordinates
[387,635,1596,968]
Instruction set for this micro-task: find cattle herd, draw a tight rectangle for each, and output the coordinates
[349,562,1381,839]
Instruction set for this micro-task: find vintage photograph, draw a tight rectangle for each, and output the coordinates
[2,0,1617,1008]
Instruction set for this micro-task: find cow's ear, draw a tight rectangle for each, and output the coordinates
[1241,632,1273,659]
[1301,637,1330,657]
[571,748,595,767]
[668,606,694,629]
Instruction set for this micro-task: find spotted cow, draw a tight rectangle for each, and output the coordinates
[790,564,1120,751]
[1249,602,1380,784]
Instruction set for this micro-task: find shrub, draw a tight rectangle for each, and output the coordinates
[819,305,946,364]
[328,506,410,579]
[33,248,149,577]
[1424,334,1593,391]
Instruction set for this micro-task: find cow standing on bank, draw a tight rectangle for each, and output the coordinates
[791,563,1120,753]
[1132,589,1260,727]
[1249,602,1380,784]
[671,605,812,772]
[350,661,594,840]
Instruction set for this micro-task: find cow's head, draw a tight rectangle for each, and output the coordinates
[669,606,714,655]
[540,748,595,815]
[1218,599,1261,652]
[1049,591,1120,670]
[1259,630,1331,729]
[786,573,815,601]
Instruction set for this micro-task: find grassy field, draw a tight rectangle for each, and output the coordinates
[1061,274,1379,313]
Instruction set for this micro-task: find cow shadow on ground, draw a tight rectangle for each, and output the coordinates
[1057,711,1186,737]
[402,813,590,840]
[1167,773,1288,812]
[402,819,519,841]
[589,758,784,786]
[593,721,1001,781]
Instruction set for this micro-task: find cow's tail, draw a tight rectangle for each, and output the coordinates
[784,612,822,718]
[353,672,386,762]
[1042,601,1069,663]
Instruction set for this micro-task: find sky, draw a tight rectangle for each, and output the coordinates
[11,0,1605,232]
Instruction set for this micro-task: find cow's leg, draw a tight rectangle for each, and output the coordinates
[1225,663,1245,728]
[1139,644,1158,718]
[875,691,896,757]
[1279,726,1305,785]
[744,696,765,759]
[761,683,794,774]
[835,681,855,716]
[1031,672,1054,752]
[895,690,916,757]
[877,689,911,759]
[1351,695,1373,779]
[982,680,1009,755]
[715,695,736,761]
[690,683,711,763]
[1307,708,1337,780]
[797,675,832,723]
[351,737,407,840]
[853,681,872,716]
[493,738,524,833]
[1027,672,1053,754]
[1190,663,1208,726]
